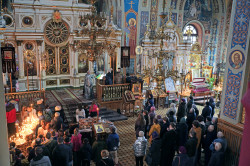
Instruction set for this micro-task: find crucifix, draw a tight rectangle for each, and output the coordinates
[129,1,135,9]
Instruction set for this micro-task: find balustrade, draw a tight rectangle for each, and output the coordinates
[5,90,46,102]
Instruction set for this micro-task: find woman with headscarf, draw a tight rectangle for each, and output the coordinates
[135,113,146,138]
[177,98,187,122]
[71,128,82,166]
[176,117,188,148]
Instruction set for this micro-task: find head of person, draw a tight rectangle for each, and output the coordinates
[215,142,222,152]
[163,117,169,124]
[83,138,89,144]
[58,129,64,137]
[181,98,186,103]
[57,137,64,144]
[46,132,51,140]
[64,129,70,137]
[143,110,148,116]
[169,122,176,130]
[35,147,43,157]
[208,125,214,132]
[55,112,60,118]
[51,130,56,137]
[206,102,210,106]
[46,105,49,109]
[87,70,90,75]
[157,115,162,120]
[217,131,224,138]
[180,117,186,124]
[197,115,204,123]
[74,128,79,136]
[110,126,117,134]
[150,106,155,112]
[212,117,218,124]
[179,146,187,154]
[38,134,44,140]
[64,137,70,144]
[209,97,214,103]
[35,138,42,146]
[101,150,109,159]
[192,120,200,129]
[170,103,176,108]
[189,108,194,114]
[206,116,212,122]
[153,118,158,125]
[10,142,16,149]
[138,131,144,137]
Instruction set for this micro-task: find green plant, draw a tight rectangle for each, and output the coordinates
[208,78,215,90]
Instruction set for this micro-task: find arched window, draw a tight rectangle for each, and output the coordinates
[183,25,198,44]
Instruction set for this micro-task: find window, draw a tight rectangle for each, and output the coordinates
[183,25,198,44]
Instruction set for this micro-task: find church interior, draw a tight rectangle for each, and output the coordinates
[0,0,249,165]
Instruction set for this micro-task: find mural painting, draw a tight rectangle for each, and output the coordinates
[140,11,149,38]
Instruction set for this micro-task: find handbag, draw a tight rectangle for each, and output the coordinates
[145,152,152,165]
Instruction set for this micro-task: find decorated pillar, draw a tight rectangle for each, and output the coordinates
[36,40,42,90]
[17,40,24,78]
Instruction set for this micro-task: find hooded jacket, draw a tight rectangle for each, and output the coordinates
[30,156,51,166]
[133,136,147,157]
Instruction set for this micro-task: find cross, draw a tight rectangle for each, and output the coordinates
[129,1,135,9]
[169,6,173,20]
[146,23,150,30]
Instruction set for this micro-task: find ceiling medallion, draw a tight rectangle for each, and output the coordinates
[44,19,70,46]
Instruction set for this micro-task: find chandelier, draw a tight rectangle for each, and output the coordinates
[73,0,116,61]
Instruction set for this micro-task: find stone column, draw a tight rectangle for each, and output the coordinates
[36,40,42,90]
[17,40,24,78]
[220,0,250,124]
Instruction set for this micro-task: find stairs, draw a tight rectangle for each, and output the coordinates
[99,108,128,122]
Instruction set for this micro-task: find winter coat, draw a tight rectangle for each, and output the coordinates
[43,109,53,122]
[160,122,170,138]
[30,156,51,166]
[135,120,145,138]
[186,112,196,131]
[52,144,71,166]
[185,137,198,157]
[92,140,107,163]
[107,133,120,151]
[96,158,114,166]
[190,127,202,148]
[150,138,161,165]
[208,151,225,166]
[28,145,50,162]
[187,100,199,116]
[79,143,92,161]
[209,99,216,117]
[176,120,188,147]
[167,104,177,117]
[51,116,63,131]
[149,124,161,144]
[6,103,16,123]
[71,133,82,152]
[133,136,147,157]
[172,153,190,166]
[43,139,58,159]
[177,102,187,121]
[202,105,212,121]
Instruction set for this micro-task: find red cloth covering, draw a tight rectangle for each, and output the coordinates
[71,133,82,152]
[89,104,99,115]
[240,81,250,166]
[6,105,16,124]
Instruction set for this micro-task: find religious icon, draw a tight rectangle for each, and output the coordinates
[3,51,12,60]
[124,90,135,101]
[135,46,142,55]
[78,54,88,73]
[25,43,33,50]
[22,16,33,25]
[53,10,62,22]
[132,83,141,95]
[94,124,105,133]
[230,50,245,69]
[128,18,137,56]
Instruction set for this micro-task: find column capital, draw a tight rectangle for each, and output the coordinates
[36,40,43,46]
[16,40,23,46]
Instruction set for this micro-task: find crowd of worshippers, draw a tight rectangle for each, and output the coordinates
[133,95,227,166]
[8,100,120,166]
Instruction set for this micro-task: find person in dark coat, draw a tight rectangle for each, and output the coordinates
[51,112,63,131]
[208,142,225,166]
[64,137,73,166]
[201,102,212,122]
[209,97,216,118]
[52,137,71,166]
[160,122,177,166]
[186,108,196,132]
[6,102,16,138]
[28,138,50,162]
[97,150,114,166]
[143,110,149,138]
[135,113,146,138]
[30,147,52,166]
[204,125,217,166]
[172,146,190,166]
[42,132,58,160]
[160,117,170,138]
[186,96,199,116]
[176,117,188,147]
[185,130,198,166]
[79,138,92,166]
[150,132,161,166]
[92,134,107,164]
[177,98,187,122]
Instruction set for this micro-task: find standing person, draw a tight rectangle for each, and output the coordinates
[6,101,16,137]
[97,150,114,166]
[43,132,58,160]
[143,110,149,138]
[37,120,46,137]
[79,138,92,166]
[51,112,63,131]
[186,96,199,116]
[202,102,212,122]
[166,103,177,117]
[185,131,198,166]
[84,105,89,118]
[147,90,154,111]
[76,105,85,123]
[186,108,196,131]
[160,117,170,138]
[209,97,216,118]
[208,143,225,166]
[107,126,120,166]
[64,137,73,166]
[149,132,161,166]
[30,147,52,166]
[89,101,99,117]
[84,70,93,99]
[28,138,50,162]
[148,118,161,144]
[52,137,71,166]
[135,113,146,138]
[177,98,187,122]
[176,117,188,148]
[43,105,53,123]
[71,128,82,166]
[133,131,147,166]
[172,146,190,166]
[160,122,177,166]
[92,134,107,164]
[148,106,156,129]
[204,125,216,166]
